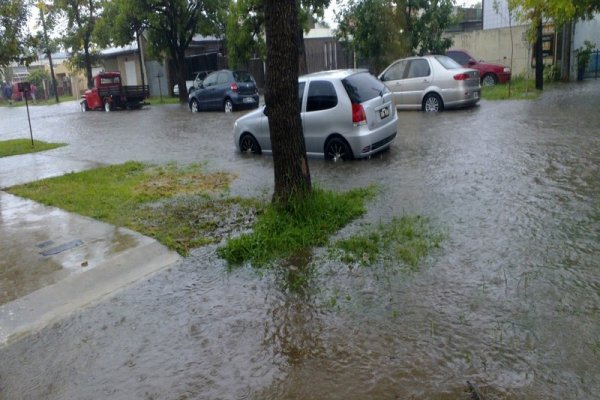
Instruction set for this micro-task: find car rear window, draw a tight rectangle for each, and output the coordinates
[233,71,255,83]
[434,55,462,69]
[342,72,388,103]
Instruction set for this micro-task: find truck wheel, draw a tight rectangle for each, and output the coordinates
[104,100,111,112]
[80,101,88,112]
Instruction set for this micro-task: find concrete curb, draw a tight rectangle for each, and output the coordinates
[0,235,181,346]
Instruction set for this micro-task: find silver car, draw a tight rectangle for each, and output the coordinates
[233,70,398,161]
[379,55,481,112]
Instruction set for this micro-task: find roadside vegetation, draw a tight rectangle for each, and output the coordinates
[0,139,66,158]
[148,96,181,105]
[8,162,442,270]
[0,95,75,107]
[481,77,542,100]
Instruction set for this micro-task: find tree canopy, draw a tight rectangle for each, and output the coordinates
[335,0,455,73]
[0,0,34,73]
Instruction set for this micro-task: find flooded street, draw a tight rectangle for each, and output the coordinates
[1,81,599,399]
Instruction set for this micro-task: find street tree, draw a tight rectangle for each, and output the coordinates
[54,0,103,89]
[335,0,408,72]
[264,0,312,205]
[225,0,330,73]
[0,0,35,74]
[507,0,600,87]
[94,0,149,95]
[335,0,454,72]
[34,1,61,102]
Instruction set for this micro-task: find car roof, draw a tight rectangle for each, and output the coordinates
[300,69,369,80]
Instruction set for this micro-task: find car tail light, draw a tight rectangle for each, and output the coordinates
[453,73,470,80]
[352,103,366,125]
[230,83,238,92]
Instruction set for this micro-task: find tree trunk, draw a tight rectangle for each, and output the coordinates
[264,0,312,205]
[560,21,572,82]
[176,52,188,103]
[535,18,543,90]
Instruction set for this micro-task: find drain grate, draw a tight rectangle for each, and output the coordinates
[39,239,84,256]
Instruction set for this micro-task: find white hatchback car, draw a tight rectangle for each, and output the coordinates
[233,69,398,161]
[379,55,481,112]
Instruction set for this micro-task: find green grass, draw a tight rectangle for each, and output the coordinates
[331,215,443,270]
[217,187,376,267]
[1,95,74,107]
[148,96,183,105]
[0,139,66,158]
[7,162,250,255]
[481,77,542,100]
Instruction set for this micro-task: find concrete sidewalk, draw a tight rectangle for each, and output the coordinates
[0,153,181,345]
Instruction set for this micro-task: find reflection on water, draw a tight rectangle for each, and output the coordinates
[0,82,599,399]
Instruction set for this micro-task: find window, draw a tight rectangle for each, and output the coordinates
[203,72,218,87]
[382,60,407,81]
[342,72,388,103]
[298,82,305,109]
[447,51,470,65]
[435,55,462,69]
[233,71,255,83]
[406,59,431,78]
[306,81,337,112]
[217,72,229,85]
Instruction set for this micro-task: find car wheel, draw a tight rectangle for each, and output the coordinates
[80,101,88,112]
[482,73,498,86]
[239,133,261,154]
[325,137,353,162]
[104,100,111,112]
[224,98,234,113]
[423,93,443,112]
[190,99,199,113]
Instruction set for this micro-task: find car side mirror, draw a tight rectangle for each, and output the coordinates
[380,75,387,82]
[468,59,476,66]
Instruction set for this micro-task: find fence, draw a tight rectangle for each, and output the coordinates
[584,49,600,79]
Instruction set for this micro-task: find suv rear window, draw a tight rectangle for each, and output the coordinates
[342,72,387,103]
[233,71,255,83]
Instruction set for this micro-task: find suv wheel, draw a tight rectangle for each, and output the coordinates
[224,99,234,113]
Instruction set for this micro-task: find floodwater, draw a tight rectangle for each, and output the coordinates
[0,81,599,399]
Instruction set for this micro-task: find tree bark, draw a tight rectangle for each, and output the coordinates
[264,0,312,205]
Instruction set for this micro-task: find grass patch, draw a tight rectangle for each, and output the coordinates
[0,139,66,158]
[481,77,542,101]
[217,187,376,267]
[330,215,443,270]
[148,96,183,105]
[7,161,253,255]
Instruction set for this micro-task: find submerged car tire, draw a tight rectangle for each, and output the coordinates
[239,133,261,154]
[481,73,498,86]
[190,99,199,113]
[224,98,234,113]
[104,100,112,112]
[325,137,353,162]
[423,93,443,112]
[80,101,88,112]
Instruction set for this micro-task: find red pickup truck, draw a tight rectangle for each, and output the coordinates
[80,72,149,112]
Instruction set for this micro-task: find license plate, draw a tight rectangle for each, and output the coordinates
[379,107,390,119]
[243,97,255,104]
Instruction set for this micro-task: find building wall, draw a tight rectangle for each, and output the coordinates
[447,25,532,77]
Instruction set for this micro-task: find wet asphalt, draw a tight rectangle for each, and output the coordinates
[0,81,599,399]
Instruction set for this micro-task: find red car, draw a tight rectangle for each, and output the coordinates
[446,49,511,86]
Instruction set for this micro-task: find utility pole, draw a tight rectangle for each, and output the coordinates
[38,1,60,103]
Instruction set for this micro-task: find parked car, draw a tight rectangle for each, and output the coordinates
[446,49,511,86]
[233,69,398,161]
[173,70,212,96]
[80,71,149,112]
[188,70,259,113]
[378,55,481,112]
